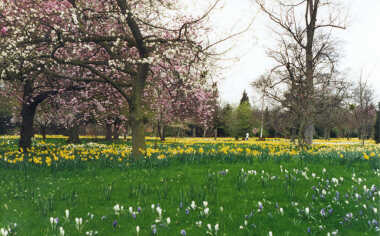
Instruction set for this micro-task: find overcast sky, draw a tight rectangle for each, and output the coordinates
[185,0,380,106]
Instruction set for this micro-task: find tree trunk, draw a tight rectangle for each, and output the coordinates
[129,64,149,160]
[67,126,80,143]
[203,127,207,137]
[192,127,196,137]
[41,127,47,140]
[105,123,112,141]
[19,103,36,151]
[19,80,37,151]
[304,123,314,145]
[113,126,120,140]
[158,122,165,141]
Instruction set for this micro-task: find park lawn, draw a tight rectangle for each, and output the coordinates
[0,137,379,235]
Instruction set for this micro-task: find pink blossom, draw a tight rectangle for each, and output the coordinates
[1,26,7,36]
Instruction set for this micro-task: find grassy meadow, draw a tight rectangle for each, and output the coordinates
[0,136,379,235]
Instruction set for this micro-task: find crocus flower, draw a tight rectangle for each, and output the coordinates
[59,227,65,236]
[180,229,186,236]
[113,220,117,229]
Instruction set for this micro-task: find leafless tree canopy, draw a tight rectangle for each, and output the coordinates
[252,0,348,147]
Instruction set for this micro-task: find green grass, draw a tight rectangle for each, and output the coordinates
[0,160,379,235]
[0,138,379,235]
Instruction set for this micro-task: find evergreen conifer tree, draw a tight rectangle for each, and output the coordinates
[240,90,250,105]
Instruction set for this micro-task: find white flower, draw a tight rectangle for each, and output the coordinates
[0,228,8,236]
[136,226,140,233]
[114,204,120,215]
[191,201,196,209]
[322,168,326,174]
[203,201,208,207]
[239,225,244,229]
[59,227,65,236]
[374,208,378,214]
[65,209,69,219]
[279,208,284,215]
[269,231,273,236]
[220,206,224,212]
[129,206,133,214]
[215,224,219,231]
[166,217,171,224]
[305,207,309,215]
[204,207,209,215]
[156,206,162,217]
[75,217,82,225]
[207,224,212,231]
[50,217,54,225]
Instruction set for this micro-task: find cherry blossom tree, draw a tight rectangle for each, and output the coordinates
[1,0,226,159]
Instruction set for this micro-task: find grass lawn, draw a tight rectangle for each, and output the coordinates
[0,137,379,235]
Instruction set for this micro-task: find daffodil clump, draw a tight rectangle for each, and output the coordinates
[0,136,379,168]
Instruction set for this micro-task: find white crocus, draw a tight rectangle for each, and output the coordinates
[59,227,65,236]
[204,207,209,215]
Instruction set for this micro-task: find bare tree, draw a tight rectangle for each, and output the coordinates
[352,75,376,145]
[253,0,347,146]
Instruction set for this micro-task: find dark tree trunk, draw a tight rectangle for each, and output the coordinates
[324,127,331,140]
[41,127,47,140]
[19,80,37,151]
[158,121,166,141]
[105,123,112,141]
[18,79,59,151]
[67,126,80,143]
[19,103,36,151]
[113,129,120,140]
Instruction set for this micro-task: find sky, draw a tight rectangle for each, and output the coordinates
[185,0,380,106]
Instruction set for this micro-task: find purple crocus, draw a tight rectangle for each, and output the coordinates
[328,208,333,215]
[185,209,190,215]
[320,208,326,217]
[132,213,136,219]
[372,219,379,226]
[113,220,117,228]
[180,229,186,236]
[137,207,142,213]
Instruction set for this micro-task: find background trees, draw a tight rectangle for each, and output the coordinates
[252,0,348,147]
[351,77,376,143]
